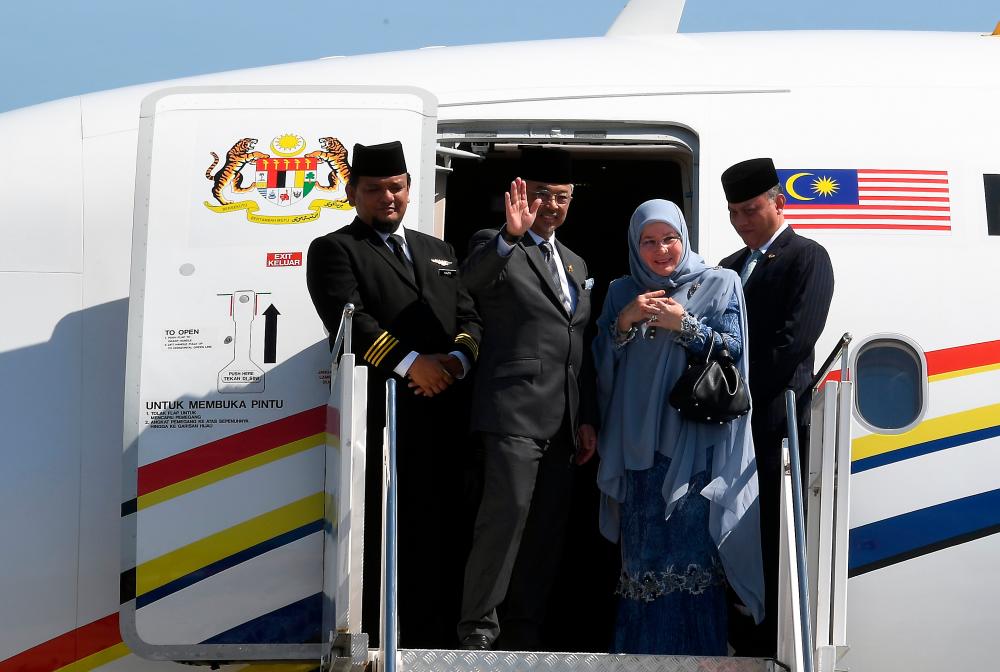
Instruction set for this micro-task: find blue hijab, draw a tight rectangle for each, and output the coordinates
[593,199,764,622]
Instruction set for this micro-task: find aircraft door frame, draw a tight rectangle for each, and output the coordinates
[434,122,700,248]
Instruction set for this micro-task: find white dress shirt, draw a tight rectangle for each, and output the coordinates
[496,229,578,312]
[378,223,470,379]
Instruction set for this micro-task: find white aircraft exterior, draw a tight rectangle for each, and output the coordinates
[2,3,1000,671]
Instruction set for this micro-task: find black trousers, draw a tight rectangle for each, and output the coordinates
[729,406,811,658]
[360,381,476,650]
[458,425,575,649]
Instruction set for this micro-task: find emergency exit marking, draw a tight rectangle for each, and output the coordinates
[267,252,302,267]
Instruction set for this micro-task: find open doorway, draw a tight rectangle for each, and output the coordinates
[440,143,692,290]
[437,133,696,651]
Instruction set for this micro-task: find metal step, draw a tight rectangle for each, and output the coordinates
[391,649,775,672]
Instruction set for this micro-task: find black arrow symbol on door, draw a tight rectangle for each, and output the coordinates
[263,304,280,364]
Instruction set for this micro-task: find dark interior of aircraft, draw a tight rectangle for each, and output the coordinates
[442,147,687,651]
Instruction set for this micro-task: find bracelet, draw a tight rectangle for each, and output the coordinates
[677,311,700,344]
[613,311,638,348]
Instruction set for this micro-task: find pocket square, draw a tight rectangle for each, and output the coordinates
[583,277,595,290]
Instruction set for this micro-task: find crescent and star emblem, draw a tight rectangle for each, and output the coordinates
[785,172,814,201]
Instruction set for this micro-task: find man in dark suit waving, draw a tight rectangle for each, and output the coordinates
[457,147,597,651]
[719,157,834,657]
[306,141,482,648]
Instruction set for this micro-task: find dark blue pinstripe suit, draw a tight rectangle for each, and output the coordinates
[721,225,834,656]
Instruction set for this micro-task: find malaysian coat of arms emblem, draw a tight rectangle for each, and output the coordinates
[203,134,354,224]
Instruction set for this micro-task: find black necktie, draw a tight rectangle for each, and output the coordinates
[388,233,415,283]
[539,241,572,314]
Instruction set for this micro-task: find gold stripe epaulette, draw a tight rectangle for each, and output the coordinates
[454,332,479,361]
[364,331,399,367]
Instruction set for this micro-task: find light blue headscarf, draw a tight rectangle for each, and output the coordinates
[627,199,708,291]
[593,199,764,623]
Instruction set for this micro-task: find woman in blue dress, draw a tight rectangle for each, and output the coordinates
[593,199,764,655]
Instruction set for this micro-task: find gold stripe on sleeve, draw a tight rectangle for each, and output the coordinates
[371,337,399,367]
[364,331,392,363]
[368,336,396,366]
[454,333,479,360]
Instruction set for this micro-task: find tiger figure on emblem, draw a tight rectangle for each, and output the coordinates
[204,137,270,206]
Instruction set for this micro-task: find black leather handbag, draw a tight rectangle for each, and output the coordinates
[669,338,750,424]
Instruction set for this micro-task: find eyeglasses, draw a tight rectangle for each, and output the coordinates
[639,235,682,250]
[530,190,572,206]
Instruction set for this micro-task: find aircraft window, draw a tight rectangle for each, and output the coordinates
[984,174,1000,236]
[854,338,926,433]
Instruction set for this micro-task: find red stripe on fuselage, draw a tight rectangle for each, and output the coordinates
[926,340,1000,377]
[137,405,325,496]
[0,613,119,672]
[821,340,1000,385]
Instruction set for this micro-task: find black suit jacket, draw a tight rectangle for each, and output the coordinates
[720,226,834,440]
[461,229,592,440]
[306,218,483,383]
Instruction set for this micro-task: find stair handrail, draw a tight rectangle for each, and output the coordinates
[331,303,356,360]
[380,379,399,672]
[810,333,852,391]
[785,388,815,672]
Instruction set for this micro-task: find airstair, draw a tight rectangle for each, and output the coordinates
[320,309,855,672]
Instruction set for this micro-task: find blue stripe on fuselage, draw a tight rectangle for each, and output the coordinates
[849,487,1000,576]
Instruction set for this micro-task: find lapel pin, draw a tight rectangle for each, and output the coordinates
[567,264,574,273]
[767,253,776,259]
[430,258,451,266]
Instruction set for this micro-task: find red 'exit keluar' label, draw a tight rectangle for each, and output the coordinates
[266,252,302,267]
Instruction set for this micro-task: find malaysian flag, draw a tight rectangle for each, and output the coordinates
[778,169,951,231]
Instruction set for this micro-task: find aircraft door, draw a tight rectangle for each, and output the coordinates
[121,85,437,661]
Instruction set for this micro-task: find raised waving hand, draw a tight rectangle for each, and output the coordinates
[503,177,541,238]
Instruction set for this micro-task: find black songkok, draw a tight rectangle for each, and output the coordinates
[520,146,573,184]
[721,158,779,203]
[351,141,407,178]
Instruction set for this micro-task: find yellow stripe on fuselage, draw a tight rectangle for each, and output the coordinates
[929,362,1000,383]
[852,402,1000,462]
[53,643,129,672]
[137,433,324,510]
[135,492,323,598]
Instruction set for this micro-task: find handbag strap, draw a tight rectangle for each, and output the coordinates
[702,333,715,363]
[697,333,734,366]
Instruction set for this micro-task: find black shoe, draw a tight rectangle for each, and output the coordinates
[459,634,491,651]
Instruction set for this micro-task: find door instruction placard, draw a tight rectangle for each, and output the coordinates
[122,86,437,658]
